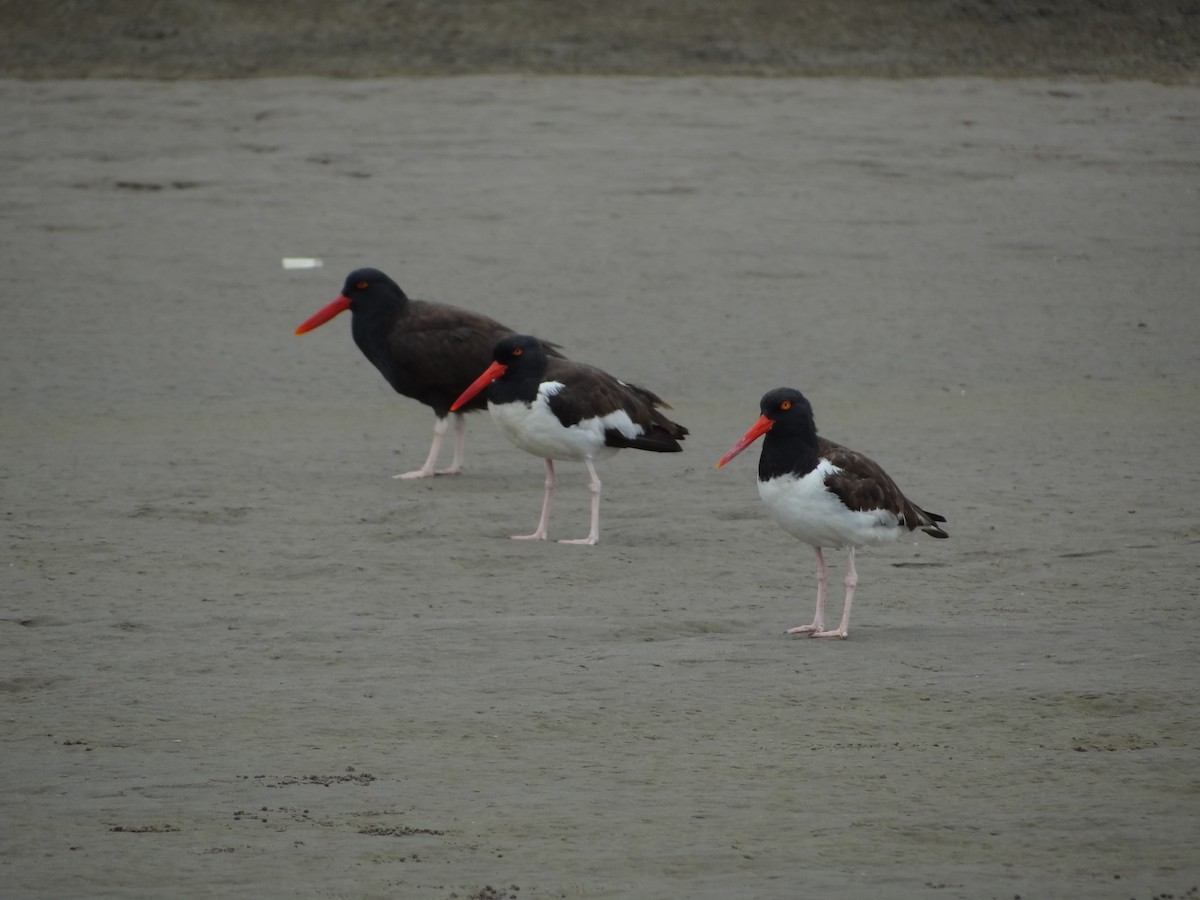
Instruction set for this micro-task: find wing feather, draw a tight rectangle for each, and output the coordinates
[819,437,947,537]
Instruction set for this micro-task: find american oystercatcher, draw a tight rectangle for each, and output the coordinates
[717,388,948,639]
[295,268,564,479]
[450,334,688,545]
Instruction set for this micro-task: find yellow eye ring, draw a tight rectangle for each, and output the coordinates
[779,399,792,411]
[512,347,524,357]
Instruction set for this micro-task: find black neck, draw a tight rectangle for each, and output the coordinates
[758,422,820,481]
[350,292,406,373]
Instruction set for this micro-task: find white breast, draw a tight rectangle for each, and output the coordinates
[758,460,903,549]
[489,382,622,462]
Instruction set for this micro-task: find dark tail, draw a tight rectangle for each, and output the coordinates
[605,426,685,452]
[917,507,949,539]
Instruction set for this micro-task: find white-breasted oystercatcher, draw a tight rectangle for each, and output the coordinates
[718,388,947,639]
[451,334,687,545]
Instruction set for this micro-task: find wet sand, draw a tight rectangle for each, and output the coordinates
[2,62,1199,900]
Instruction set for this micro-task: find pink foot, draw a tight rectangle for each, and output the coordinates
[809,627,849,640]
[394,465,462,479]
[394,467,434,479]
[786,622,823,635]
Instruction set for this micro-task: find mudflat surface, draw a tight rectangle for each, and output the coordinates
[2,9,1200,900]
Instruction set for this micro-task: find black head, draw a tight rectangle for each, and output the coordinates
[295,267,407,336]
[753,388,821,479]
[716,386,818,470]
[485,334,550,405]
[340,268,407,309]
[490,334,548,370]
[758,387,816,434]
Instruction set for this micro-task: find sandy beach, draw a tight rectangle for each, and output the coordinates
[3,5,1200,899]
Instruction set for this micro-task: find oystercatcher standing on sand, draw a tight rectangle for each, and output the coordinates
[295,268,563,479]
[717,388,947,639]
[451,334,688,545]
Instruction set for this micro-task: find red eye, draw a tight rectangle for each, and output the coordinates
[512,347,523,357]
[356,281,368,290]
[779,400,792,411]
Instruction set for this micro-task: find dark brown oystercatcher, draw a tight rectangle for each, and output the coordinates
[717,388,947,639]
[450,334,688,545]
[295,268,563,479]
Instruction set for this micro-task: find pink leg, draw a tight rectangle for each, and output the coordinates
[439,412,467,475]
[559,459,601,546]
[394,414,466,479]
[811,547,856,639]
[513,459,554,541]
[786,546,827,635]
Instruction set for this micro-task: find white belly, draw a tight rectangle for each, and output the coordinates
[758,461,902,549]
[489,385,622,462]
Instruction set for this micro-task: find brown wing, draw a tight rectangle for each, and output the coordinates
[544,359,688,452]
[819,437,948,537]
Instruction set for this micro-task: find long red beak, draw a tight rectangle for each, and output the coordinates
[450,361,508,412]
[295,294,352,335]
[716,414,774,468]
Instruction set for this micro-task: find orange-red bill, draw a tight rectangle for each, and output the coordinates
[715,414,774,468]
[450,361,508,412]
[294,294,352,335]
